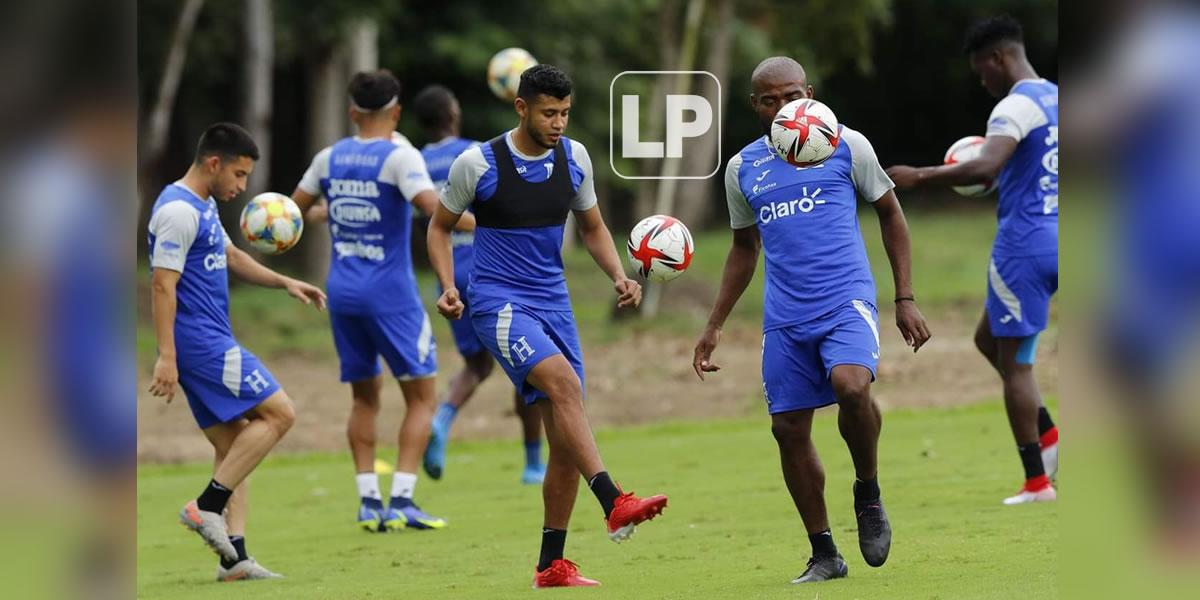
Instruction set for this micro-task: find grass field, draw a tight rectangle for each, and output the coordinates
[137,399,1056,599]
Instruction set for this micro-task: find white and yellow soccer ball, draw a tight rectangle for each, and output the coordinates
[627,215,695,282]
[943,135,998,196]
[240,192,304,255]
[769,98,841,168]
[487,47,538,102]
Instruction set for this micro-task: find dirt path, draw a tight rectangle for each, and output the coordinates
[137,306,1056,463]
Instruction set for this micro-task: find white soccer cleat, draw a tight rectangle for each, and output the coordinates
[1042,442,1059,482]
[1003,483,1057,505]
[217,557,284,582]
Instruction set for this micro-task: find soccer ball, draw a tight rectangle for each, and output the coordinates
[487,47,538,102]
[944,135,997,196]
[627,215,694,282]
[240,192,304,255]
[769,98,840,167]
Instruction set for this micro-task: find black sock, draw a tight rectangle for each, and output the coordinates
[220,536,248,569]
[537,528,567,572]
[588,471,621,519]
[197,479,233,513]
[854,477,881,505]
[1037,407,1056,435]
[1018,442,1045,480]
[809,529,838,558]
[361,497,384,510]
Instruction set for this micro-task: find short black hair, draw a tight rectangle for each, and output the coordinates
[412,84,457,132]
[517,64,572,101]
[963,15,1024,55]
[194,122,259,164]
[348,69,402,111]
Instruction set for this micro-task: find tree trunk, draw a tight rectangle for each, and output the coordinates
[302,46,344,280]
[242,0,274,200]
[141,0,205,166]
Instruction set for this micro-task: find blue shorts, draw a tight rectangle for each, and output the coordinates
[330,309,438,383]
[443,245,486,357]
[471,303,584,405]
[986,254,1058,338]
[762,300,881,414]
[179,345,281,429]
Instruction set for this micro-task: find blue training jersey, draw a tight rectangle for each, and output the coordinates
[725,126,895,331]
[421,136,480,254]
[147,183,237,363]
[986,79,1059,257]
[441,130,598,313]
[297,134,436,315]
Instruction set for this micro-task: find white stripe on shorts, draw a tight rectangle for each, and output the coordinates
[222,346,243,398]
[497,303,514,367]
[988,259,1024,322]
[417,311,434,363]
[851,299,881,354]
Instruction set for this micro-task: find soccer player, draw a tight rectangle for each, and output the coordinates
[148,123,327,580]
[885,16,1060,505]
[694,57,931,583]
[291,71,471,532]
[412,84,546,485]
[427,64,668,588]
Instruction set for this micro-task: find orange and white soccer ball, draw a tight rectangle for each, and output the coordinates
[240,192,304,255]
[487,48,538,102]
[769,98,840,167]
[627,215,694,282]
[944,135,997,196]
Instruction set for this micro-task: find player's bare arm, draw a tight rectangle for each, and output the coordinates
[886,135,1017,189]
[427,203,464,319]
[871,190,931,352]
[411,189,476,232]
[225,243,327,310]
[149,267,182,402]
[291,187,328,224]
[694,226,761,380]
[573,205,641,309]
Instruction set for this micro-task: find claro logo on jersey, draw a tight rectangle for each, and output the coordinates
[203,252,227,271]
[329,197,382,228]
[758,187,827,224]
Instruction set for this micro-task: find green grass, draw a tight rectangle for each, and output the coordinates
[137,400,1056,599]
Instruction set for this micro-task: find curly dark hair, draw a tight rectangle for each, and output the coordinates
[517,64,573,101]
[963,15,1024,55]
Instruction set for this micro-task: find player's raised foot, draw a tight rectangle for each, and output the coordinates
[606,489,668,542]
[1003,475,1057,505]
[217,558,284,582]
[423,405,453,480]
[357,498,385,532]
[1041,428,1059,481]
[179,500,237,562]
[521,464,547,485]
[791,554,849,584]
[382,498,447,531]
[854,499,892,567]
[532,559,600,588]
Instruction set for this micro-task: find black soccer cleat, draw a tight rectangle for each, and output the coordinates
[854,496,892,567]
[791,554,848,584]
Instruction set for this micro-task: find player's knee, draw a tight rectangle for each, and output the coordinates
[973,329,994,359]
[467,352,495,380]
[771,414,810,447]
[543,374,583,407]
[831,369,872,407]
[261,394,296,434]
[351,390,382,412]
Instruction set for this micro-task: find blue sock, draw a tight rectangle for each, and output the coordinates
[390,496,414,509]
[361,497,384,510]
[524,440,542,468]
[433,402,458,432]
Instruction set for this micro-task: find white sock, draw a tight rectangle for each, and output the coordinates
[356,472,382,501]
[390,472,417,499]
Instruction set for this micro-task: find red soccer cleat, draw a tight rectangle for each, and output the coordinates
[532,559,600,588]
[606,489,668,542]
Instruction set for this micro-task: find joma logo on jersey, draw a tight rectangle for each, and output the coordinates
[328,178,381,198]
[759,187,826,224]
[203,252,227,271]
[329,197,382,228]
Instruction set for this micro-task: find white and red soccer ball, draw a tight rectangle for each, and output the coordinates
[487,47,538,102]
[769,98,840,167]
[240,192,304,255]
[627,215,694,283]
[943,135,997,196]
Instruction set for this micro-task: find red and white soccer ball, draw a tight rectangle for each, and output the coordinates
[627,215,694,283]
[944,135,998,196]
[487,47,538,102]
[769,98,841,167]
[240,192,304,255]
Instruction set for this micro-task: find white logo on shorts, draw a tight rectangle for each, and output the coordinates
[511,336,536,363]
[244,369,269,394]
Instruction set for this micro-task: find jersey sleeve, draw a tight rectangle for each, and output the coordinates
[443,146,488,214]
[381,146,436,202]
[841,128,894,203]
[724,154,756,229]
[297,146,331,195]
[569,140,598,212]
[986,94,1048,142]
[148,200,199,273]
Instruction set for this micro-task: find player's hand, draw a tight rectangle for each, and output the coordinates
[692,325,722,380]
[614,277,642,308]
[149,356,179,403]
[885,165,920,190]
[306,202,328,224]
[895,300,931,352]
[285,278,327,310]
[437,287,465,320]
